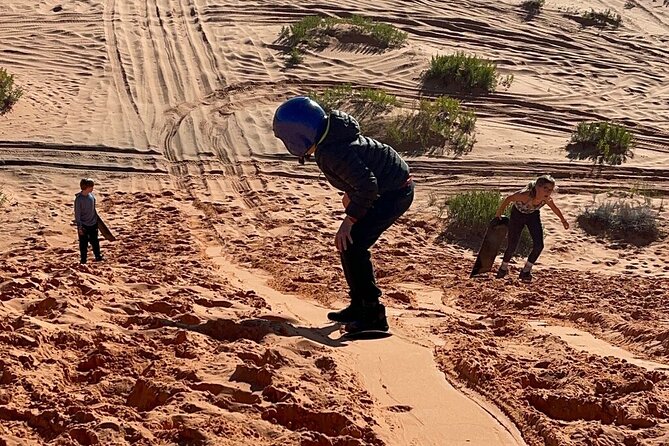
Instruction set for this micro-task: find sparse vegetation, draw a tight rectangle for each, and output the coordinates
[565,121,635,168]
[343,15,408,48]
[278,15,407,66]
[439,190,534,255]
[578,198,662,246]
[308,84,354,112]
[384,96,477,156]
[287,47,304,67]
[424,52,513,94]
[357,88,400,109]
[0,67,23,116]
[308,86,477,156]
[607,182,663,200]
[581,8,622,28]
[521,0,545,14]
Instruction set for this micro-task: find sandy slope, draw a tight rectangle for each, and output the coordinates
[2,0,669,445]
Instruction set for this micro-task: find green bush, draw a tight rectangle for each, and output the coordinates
[343,15,408,48]
[441,190,534,256]
[280,16,324,48]
[425,52,513,94]
[279,15,407,63]
[0,67,23,116]
[309,85,401,113]
[578,199,661,245]
[308,88,476,156]
[286,47,304,67]
[566,121,635,166]
[308,84,354,112]
[521,0,545,13]
[383,96,477,156]
[582,9,621,28]
[357,88,399,109]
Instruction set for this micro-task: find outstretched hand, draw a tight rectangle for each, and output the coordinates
[335,217,354,252]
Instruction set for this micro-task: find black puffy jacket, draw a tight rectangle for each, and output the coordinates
[315,110,410,220]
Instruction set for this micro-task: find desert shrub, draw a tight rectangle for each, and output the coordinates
[343,15,408,48]
[357,88,399,109]
[521,0,545,13]
[0,67,23,116]
[278,15,406,66]
[441,190,534,256]
[383,96,476,156]
[308,88,476,156]
[279,16,324,48]
[565,121,635,167]
[607,182,663,200]
[578,199,661,245]
[308,84,354,112]
[582,9,622,28]
[286,47,304,67]
[425,52,513,94]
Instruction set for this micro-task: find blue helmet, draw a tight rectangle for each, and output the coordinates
[273,97,328,158]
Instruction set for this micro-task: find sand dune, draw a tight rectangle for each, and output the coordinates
[2,0,669,445]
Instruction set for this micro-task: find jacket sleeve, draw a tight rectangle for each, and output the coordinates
[321,148,378,220]
[74,196,82,228]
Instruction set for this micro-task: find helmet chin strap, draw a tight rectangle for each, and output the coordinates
[298,115,330,165]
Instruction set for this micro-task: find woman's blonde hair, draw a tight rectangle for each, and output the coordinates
[525,175,555,198]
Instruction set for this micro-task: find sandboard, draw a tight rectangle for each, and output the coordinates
[97,215,116,242]
[470,216,509,277]
[342,329,392,340]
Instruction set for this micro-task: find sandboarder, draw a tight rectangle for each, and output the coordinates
[495,175,569,282]
[74,178,104,264]
[272,96,414,333]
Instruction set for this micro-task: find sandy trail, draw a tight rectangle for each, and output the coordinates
[205,246,526,446]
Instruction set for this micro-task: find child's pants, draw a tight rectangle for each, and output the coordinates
[79,223,101,263]
[502,207,544,264]
[340,181,414,306]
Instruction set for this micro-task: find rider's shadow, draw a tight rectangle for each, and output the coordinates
[157,316,350,347]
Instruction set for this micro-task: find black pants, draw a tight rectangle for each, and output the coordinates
[340,182,414,305]
[502,207,543,264]
[79,223,101,263]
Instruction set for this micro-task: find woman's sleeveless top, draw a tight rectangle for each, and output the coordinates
[513,190,546,214]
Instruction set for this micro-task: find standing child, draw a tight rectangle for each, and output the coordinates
[74,178,104,264]
[495,175,569,282]
[272,96,414,333]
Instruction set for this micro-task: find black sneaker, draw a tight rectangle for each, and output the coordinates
[327,303,362,323]
[496,267,508,279]
[519,270,532,282]
[344,303,389,333]
[94,256,105,262]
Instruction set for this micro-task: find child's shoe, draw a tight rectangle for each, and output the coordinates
[519,270,532,282]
